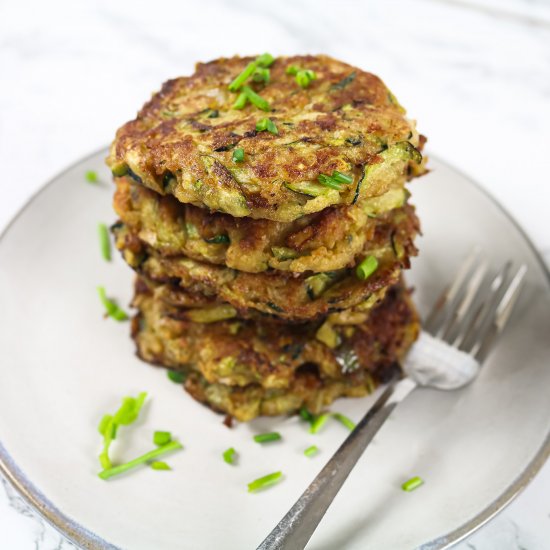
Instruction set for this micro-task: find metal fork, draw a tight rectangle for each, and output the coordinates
[257,250,528,550]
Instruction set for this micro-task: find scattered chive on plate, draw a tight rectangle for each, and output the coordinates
[97,223,111,261]
[248,471,283,493]
[402,476,424,492]
[85,170,98,183]
[223,447,237,465]
[304,445,319,457]
[310,412,330,434]
[253,432,282,444]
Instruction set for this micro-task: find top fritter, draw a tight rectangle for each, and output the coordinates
[108,54,423,222]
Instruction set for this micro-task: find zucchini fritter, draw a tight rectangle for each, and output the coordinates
[113,176,408,273]
[113,204,419,322]
[132,279,419,421]
[108,55,424,221]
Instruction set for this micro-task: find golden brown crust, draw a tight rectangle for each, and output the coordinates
[107,55,423,221]
[113,204,420,322]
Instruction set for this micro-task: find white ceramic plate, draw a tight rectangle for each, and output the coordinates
[0,151,548,550]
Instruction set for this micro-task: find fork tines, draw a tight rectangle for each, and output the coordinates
[424,248,528,362]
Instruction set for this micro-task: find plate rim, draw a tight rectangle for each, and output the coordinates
[0,147,548,550]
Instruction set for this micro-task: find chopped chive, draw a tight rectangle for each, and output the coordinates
[207,109,219,118]
[331,171,353,184]
[223,447,237,464]
[153,431,172,446]
[85,170,98,183]
[256,118,268,131]
[97,286,128,321]
[228,54,275,92]
[356,255,379,281]
[113,392,147,425]
[98,414,113,436]
[167,370,186,384]
[304,445,319,457]
[286,65,299,75]
[232,147,245,163]
[332,412,356,431]
[204,234,230,244]
[99,452,112,470]
[248,471,283,492]
[253,432,282,444]
[296,71,310,88]
[98,440,183,480]
[402,476,424,492]
[233,91,248,110]
[150,461,171,471]
[242,86,270,112]
[317,174,342,190]
[310,412,330,434]
[228,62,258,92]
[97,223,111,261]
[256,53,275,68]
[256,118,278,135]
[267,120,278,134]
[299,407,314,424]
[296,69,316,88]
[253,67,270,84]
[98,392,147,470]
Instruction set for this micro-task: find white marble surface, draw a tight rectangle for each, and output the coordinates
[0,0,549,548]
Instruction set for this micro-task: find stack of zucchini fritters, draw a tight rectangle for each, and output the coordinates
[107,55,426,421]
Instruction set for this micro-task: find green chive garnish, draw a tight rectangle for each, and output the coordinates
[331,171,353,184]
[310,413,330,434]
[248,471,283,492]
[98,223,111,261]
[114,393,147,425]
[223,447,237,464]
[98,392,147,470]
[167,370,186,383]
[256,118,278,134]
[286,65,299,75]
[98,440,183,480]
[356,255,379,281]
[153,431,172,446]
[150,461,171,471]
[317,174,343,190]
[253,67,270,84]
[402,476,424,492]
[299,407,314,424]
[233,91,248,110]
[332,412,356,431]
[97,286,128,321]
[232,148,245,163]
[228,62,258,92]
[228,53,275,92]
[85,170,98,183]
[253,432,282,444]
[242,86,270,111]
[98,414,113,436]
[296,69,317,88]
[318,171,353,190]
[256,53,275,68]
[304,445,319,457]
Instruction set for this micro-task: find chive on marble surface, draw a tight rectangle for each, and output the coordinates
[0,0,549,548]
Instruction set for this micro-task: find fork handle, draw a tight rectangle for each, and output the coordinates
[256,376,418,550]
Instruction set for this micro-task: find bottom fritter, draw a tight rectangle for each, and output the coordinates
[131,278,419,421]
